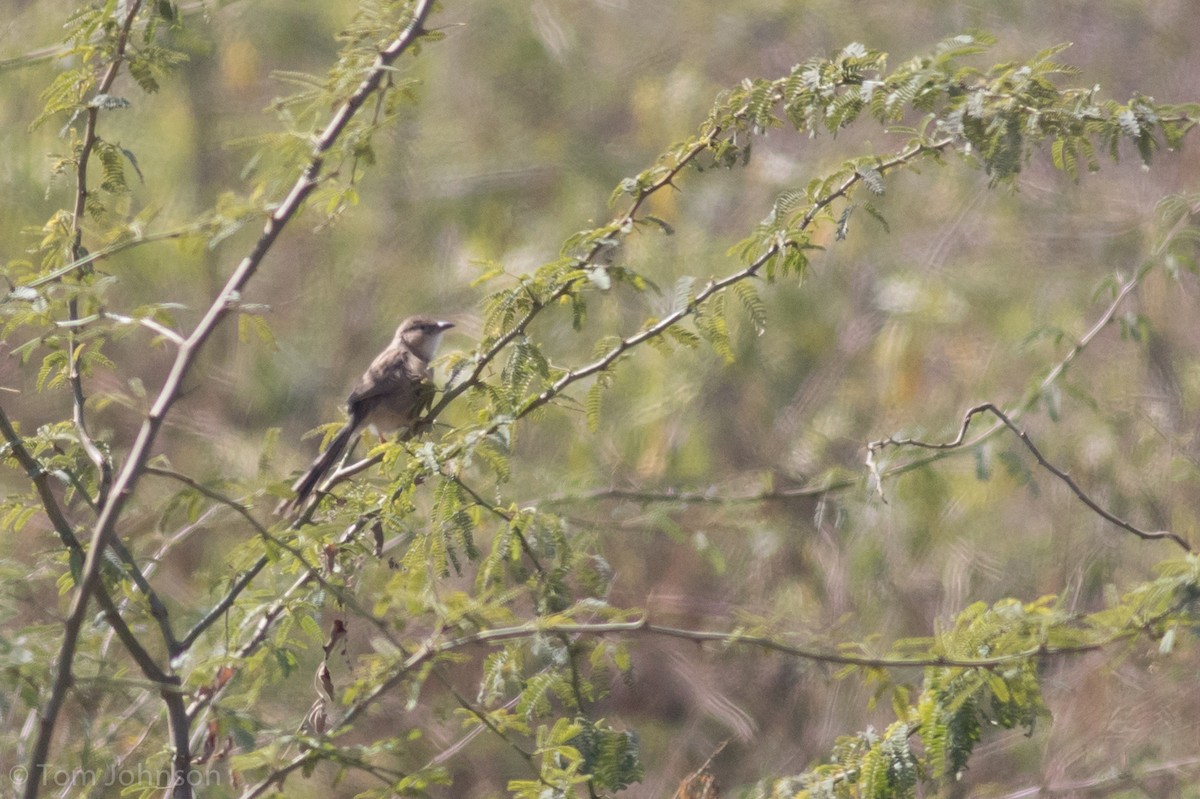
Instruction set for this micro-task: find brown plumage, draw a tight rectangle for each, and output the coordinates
[282,315,454,512]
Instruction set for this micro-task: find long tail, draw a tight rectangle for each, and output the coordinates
[281,422,359,513]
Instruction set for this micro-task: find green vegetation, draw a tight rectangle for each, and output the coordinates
[1,2,1198,798]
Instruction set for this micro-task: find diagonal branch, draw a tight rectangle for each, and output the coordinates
[23,1,438,795]
[306,141,954,513]
[515,140,952,424]
[425,130,727,424]
[0,403,178,702]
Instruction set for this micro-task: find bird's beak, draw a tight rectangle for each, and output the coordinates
[436,320,455,331]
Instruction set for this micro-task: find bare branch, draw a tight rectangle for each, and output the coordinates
[865,203,1199,497]
[236,603,1155,799]
[533,483,827,508]
[870,402,1192,552]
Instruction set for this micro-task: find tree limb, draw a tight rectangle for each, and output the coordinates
[22,1,439,795]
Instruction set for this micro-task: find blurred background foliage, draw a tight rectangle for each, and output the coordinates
[2,1,1199,796]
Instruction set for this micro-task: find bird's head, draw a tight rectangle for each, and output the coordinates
[395,315,455,361]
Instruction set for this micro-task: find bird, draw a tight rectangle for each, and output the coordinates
[281,315,454,512]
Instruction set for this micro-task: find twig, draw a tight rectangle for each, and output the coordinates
[4,223,210,297]
[532,483,829,509]
[145,465,268,539]
[0,1,239,73]
[424,122,729,424]
[515,141,951,425]
[869,403,1191,551]
[62,0,148,510]
[866,204,1197,497]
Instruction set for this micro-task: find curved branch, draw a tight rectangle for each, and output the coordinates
[869,402,1192,551]
[866,204,1197,496]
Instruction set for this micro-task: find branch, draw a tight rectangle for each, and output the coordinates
[145,465,268,538]
[301,144,951,537]
[424,126,728,424]
[183,516,374,729]
[869,402,1192,552]
[5,222,210,298]
[865,203,1197,496]
[533,483,828,508]
[515,141,951,426]
[0,0,241,73]
[23,1,438,794]
[62,0,146,510]
[0,404,176,697]
[176,555,268,655]
[237,601,1154,798]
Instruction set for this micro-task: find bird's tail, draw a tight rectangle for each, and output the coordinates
[279,422,358,514]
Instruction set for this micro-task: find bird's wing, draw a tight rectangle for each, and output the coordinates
[347,346,428,407]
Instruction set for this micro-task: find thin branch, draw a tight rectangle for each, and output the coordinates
[516,141,951,425]
[424,123,727,425]
[98,504,226,662]
[0,1,242,73]
[440,468,549,574]
[865,271,1143,496]
[63,0,147,511]
[25,1,438,794]
[310,110,949,514]
[145,465,269,538]
[532,483,829,509]
[176,555,267,654]
[184,516,374,730]
[167,496,403,727]
[98,311,187,346]
[696,264,1148,506]
[0,404,176,687]
[869,402,1192,551]
[237,603,1149,799]
[324,141,946,520]
[34,454,179,656]
[866,205,1196,496]
[4,222,210,297]
[421,690,532,770]
[442,618,1087,670]
[103,534,178,652]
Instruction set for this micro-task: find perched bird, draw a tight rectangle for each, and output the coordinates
[282,315,454,511]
